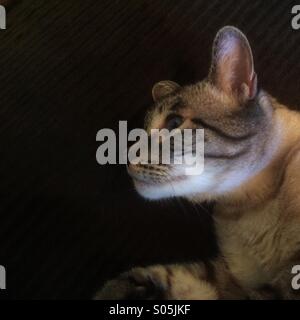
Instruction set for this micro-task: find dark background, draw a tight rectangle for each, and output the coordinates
[0,0,299,299]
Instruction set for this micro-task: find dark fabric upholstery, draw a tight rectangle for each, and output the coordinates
[0,0,299,299]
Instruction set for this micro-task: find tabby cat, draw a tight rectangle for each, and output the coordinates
[95,26,300,299]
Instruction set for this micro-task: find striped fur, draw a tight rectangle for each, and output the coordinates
[95,27,300,300]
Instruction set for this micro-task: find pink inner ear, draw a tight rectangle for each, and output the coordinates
[214,32,256,99]
[248,72,257,100]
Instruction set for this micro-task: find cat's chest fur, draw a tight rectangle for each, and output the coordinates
[215,199,298,289]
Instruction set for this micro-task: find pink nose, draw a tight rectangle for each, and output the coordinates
[126,163,138,175]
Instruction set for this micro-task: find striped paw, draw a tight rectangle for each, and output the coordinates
[94,267,168,300]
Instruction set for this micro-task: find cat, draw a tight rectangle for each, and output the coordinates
[95,26,300,299]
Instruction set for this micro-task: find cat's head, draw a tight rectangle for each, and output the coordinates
[127,26,274,200]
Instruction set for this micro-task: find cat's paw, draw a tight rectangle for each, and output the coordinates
[94,267,168,300]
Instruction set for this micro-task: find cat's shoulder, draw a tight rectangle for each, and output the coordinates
[279,140,300,215]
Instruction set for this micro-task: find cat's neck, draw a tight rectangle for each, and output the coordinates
[214,99,300,215]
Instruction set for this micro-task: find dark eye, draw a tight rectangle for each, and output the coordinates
[165,114,183,130]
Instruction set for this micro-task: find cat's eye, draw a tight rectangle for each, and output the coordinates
[165,114,183,131]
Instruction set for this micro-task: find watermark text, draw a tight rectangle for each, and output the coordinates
[0,265,6,290]
[0,5,6,30]
[291,5,300,30]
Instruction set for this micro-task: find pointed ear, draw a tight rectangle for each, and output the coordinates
[152,81,181,102]
[209,26,257,101]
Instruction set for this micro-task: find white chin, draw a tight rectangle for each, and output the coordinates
[133,180,176,200]
[133,175,213,200]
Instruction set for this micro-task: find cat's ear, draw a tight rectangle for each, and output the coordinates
[209,26,257,101]
[152,81,181,102]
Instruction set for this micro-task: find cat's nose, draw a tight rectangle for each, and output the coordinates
[126,163,132,171]
[127,163,137,174]
[127,163,142,180]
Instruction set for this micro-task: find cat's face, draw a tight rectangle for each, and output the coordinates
[128,26,271,200]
